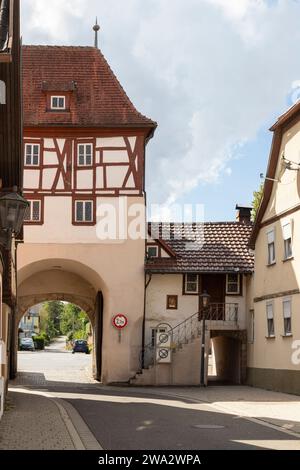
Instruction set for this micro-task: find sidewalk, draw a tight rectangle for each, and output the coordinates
[0,388,101,450]
[134,385,300,436]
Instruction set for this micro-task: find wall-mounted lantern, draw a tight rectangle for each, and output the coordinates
[0,187,29,249]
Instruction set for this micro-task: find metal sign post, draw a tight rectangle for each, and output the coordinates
[112,314,128,343]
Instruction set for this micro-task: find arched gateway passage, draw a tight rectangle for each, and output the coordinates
[14,257,106,382]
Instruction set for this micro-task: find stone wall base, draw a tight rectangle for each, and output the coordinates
[247,367,300,395]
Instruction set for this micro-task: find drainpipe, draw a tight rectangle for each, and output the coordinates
[141,271,152,369]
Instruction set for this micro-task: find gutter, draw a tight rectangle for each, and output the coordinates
[141,272,152,369]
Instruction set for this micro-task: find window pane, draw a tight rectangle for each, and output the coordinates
[284,317,292,335]
[85,202,92,221]
[284,238,292,259]
[148,247,157,257]
[26,154,32,165]
[227,283,238,293]
[24,204,31,221]
[187,282,197,292]
[268,318,274,336]
[52,97,58,108]
[266,303,273,319]
[78,145,85,155]
[33,145,39,155]
[59,98,65,108]
[283,300,291,319]
[228,274,238,283]
[32,201,40,221]
[76,202,84,221]
[187,274,197,282]
[268,242,275,264]
[33,155,39,166]
[86,154,92,165]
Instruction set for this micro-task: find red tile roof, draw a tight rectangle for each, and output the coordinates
[22,45,156,130]
[146,222,254,273]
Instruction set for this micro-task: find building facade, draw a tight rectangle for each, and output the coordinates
[16,44,156,384]
[131,209,254,386]
[248,102,300,395]
[0,0,22,416]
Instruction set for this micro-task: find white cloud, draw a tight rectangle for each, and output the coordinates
[21,0,300,210]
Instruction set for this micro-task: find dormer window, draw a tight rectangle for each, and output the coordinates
[51,96,66,110]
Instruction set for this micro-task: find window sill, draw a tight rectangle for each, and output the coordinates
[281,333,293,338]
[283,257,294,263]
[265,335,276,339]
[267,262,276,267]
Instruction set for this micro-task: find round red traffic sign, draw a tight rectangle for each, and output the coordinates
[112,314,128,330]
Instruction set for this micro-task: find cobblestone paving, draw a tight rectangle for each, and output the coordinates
[0,391,75,450]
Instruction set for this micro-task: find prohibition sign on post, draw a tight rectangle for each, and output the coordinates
[112,314,128,330]
[112,314,128,342]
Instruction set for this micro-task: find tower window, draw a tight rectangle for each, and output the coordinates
[75,200,93,223]
[51,96,66,110]
[25,144,40,166]
[24,200,41,223]
[77,144,93,166]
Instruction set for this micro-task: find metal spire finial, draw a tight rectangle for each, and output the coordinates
[93,17,100,49]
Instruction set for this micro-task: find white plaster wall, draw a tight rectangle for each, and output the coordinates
[76,170,93,189]
[23,170,40,189]
[24,196,146,244]
[145,274,198,345]
[106,166,128,188]
[103,150,129,163]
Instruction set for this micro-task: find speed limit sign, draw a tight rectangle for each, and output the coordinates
[112,314,128,330]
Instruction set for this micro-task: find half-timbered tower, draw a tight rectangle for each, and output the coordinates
[18,44,156,383]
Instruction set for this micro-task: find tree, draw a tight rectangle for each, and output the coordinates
[60,303,89,340]
[252,183,264,221]
[39,301,64,339]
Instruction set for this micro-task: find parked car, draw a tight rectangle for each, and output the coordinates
[72,339,89,354]
[19,337,35,352]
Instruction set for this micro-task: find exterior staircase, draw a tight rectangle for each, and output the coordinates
[130,303,238,386]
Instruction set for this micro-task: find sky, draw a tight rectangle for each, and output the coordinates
[21,0,300,222]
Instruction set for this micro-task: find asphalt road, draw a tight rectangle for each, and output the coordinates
[16,338,300,450]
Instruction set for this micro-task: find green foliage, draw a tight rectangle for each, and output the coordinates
[60,303,90,340]
[252,182,264,221]
[39,301,64,339]
[33,335,45,350]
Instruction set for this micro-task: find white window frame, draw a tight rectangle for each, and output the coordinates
[147,246,158,258]
[75,200,94,223]
[51,95,66,110]
[24,200,41,222]
[282,220,293,260]
[77,143,93,166]
[184,274,199,294]
[226,273,240,295]
[267,228,276,265]
[283,297,292,336]
[266,301,275,337]
[25,143,40,167]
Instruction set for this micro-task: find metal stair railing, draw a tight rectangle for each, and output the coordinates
[140,303,238,370]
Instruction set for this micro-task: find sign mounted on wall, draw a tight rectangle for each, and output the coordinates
[112,314,128,330]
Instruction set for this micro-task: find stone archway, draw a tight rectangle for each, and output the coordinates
[15,261,106,381]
